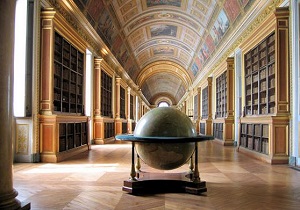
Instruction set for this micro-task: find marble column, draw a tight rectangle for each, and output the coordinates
[0,1,29,209]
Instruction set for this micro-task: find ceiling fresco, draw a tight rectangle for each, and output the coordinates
[71,0,254,105]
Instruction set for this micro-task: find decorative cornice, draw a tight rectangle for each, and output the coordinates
[46,0,100,53]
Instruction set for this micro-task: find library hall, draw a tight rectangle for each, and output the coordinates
[1,0,300,209]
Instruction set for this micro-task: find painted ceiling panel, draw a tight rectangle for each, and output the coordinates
[71,0,255,105]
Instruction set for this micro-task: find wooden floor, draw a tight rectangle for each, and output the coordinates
[14,141,300,210]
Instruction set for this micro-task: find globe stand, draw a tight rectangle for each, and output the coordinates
[122,142,207,195]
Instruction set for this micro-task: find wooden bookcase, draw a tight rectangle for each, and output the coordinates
[40,10,89,162]
[239,8,289,164]
[101,70,113,117]
[120,86,126,119]
[104,122,115,139]
[213,123,223,140]
[240,123,269,155]
[194,94,198,121]
[53,32,84,114]
[59,122,87,152]
[212,57,235,145]
[130,95,134,120]
[199,123,205,135]
[215,71,227,118]
[202,87,208,119]
[244,33,275,116]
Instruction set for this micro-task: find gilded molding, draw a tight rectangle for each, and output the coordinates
[34,2,41,155]
[47,0,100,54]
[16,124,29,155]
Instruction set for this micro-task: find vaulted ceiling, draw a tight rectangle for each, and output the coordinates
[66,0,255,105]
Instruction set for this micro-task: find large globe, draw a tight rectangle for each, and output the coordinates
[134,107,196,170]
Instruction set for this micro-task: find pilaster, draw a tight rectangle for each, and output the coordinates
[196,87,201,133]
[206,77,213,135]
[127,87,132,133]
[115,77,122,134]
[223,57,235,146]
[40,8,56,115]
[93,58,104,144]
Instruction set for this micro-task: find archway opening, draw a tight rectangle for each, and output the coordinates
[158,101,169,107]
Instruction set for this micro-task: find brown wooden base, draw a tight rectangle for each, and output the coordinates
[123,172,207,195]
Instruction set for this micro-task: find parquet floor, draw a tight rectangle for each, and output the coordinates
[13,141,300,210]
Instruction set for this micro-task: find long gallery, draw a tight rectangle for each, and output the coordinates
[1,0,300,209]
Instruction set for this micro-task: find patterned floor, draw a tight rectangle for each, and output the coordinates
[13,141,300,210]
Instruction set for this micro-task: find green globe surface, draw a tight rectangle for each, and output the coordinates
[134,107,196,170]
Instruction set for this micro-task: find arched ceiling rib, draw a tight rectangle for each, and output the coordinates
[69,0,256,105]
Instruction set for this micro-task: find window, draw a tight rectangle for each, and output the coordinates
[158,101,169,107]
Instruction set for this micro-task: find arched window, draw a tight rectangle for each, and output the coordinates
[158,101,169,107]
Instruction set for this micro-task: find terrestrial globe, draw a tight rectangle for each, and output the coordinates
[134,107,196,170]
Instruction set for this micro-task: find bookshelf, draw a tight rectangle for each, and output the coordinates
[53,32,84,114]
[104,122,115,139]
[240,123,269,155]
[101,71,112,117]
[239,8,289,164]
[244,32,275,116]
[120,86,126,119]
[215,71,227,118]
[130,95,134,120]
[59,122,88,152]
[213,123,223,140]
[202,87,208,119]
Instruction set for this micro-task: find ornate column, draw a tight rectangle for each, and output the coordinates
[127,87,132,133]
[115,77,122,134]
[40,8,56,115]
[270,7,289,161]
[0,0,29,209]
[196,87,201,133]
[223,57,235,146]
[93,58,102,116]
[93,58,104,144]
[39,8,58,162]
[275,7,290,115]
[226,57,235,118]
[206,77,213,135]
